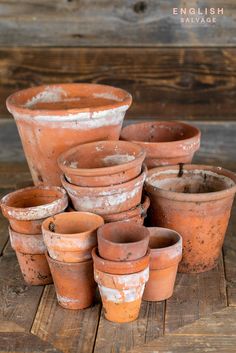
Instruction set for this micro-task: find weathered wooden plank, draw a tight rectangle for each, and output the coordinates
[0,1,234,47]
[0,48,236,120]
[165,254,227,333]
[31,285,101,353]
[0,332,62,353]
[128,308,236,353]
[93,301,164,353]
[0,254,44,332]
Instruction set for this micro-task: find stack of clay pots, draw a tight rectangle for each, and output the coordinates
[0,186,68,285]
[42,212,104,309]
[92,221,150,323]
[58,140,149,224]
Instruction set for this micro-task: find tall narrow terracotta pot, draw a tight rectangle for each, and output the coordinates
[46,253,96,310]
[6,83,132,186]
[0,186,68,234]
[58,140,145,187]
[42,212,104,262]
[9,227,52,285]
[145,164,236,273]
[94,267,149,323]
[143,227,182,301]
[121,121,200,168]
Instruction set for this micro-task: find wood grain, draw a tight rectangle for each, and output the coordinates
[31,285,101,353]
[0,48,236,120]
[0,1,234,47]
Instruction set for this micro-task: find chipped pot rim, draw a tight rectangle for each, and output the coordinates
[0,186,68,221]
[145,164,236,202]
[6,83,132,118]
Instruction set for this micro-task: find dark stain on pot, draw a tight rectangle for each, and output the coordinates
[133,1,147,14]
[178,163,184,177]
[30,255,36,262]
[37,273,48,280]
[49,221,56,233]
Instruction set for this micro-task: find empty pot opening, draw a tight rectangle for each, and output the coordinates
[149,235,178,249]
[123,123,197,143]
[102,225,146,244]
[149,170,235,194]
[6,189,60,208]
[48,214,102,234]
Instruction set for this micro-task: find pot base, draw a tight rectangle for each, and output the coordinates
[102,298,141,323]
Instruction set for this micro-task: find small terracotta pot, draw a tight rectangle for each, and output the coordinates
[9,227,52,286]
[6,83,132,186]
[145,164,236,273]
[143,227,182,301]
[42,212,104,262]
[61,165,147,215]
[58,140,145,187]
[92,247,150,275]
[121,121,201,168]
[0,186,68,234]
[46,253,96,310]
[94,267,149,323]
[97,221,150,261]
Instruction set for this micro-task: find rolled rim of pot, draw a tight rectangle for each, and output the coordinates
[0,186,68,221]
[145,164,236,202]
[120,121,201,157]
[57,140,146,177]
[6,83,132,118]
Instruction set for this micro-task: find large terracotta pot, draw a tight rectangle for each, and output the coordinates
[6,83,132,186]
[42,211,104,262]
[145,164,236,273]
[0,186,68,234]
[58,140,145,187]
[121,121,200,168]
[143,227,182,301]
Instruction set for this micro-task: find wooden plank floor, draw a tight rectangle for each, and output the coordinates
[0,120,235,353]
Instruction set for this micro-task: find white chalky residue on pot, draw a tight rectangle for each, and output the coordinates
[93,92,123,102]
[57,294,81,304]
[25,86,68,108]
[98,284,145,303]
[102,154,135,166]
[10,231,46,254]
[114,267,149,288]
[69,161,79,169]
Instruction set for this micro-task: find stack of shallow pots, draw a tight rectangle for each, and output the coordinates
[58,140,149,224]
[0,186,68,285]
[92,221,150,323]
[42,212,104,309]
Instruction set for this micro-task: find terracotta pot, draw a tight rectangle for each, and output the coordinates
[97,221,150,261]
[0,186,68,234]
[46,253,96,310]
[94,267,149,323]
[61,165,147,215]
[102,195,150,224]
[9,227,52,286]
[92,247,150,275]
[145,164,236,273]
[6,83,132,186]
[143,227,182,301]
[121,121,201,168]
[42,212,104,262]
[58,140,145,187]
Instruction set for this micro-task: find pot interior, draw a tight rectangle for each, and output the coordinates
[148,169,235,194]
[100,223,147,244]
[6,189,61,208]
[122,122,198,143]
[149,229,179,249]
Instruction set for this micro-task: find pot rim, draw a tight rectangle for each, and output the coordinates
[45,251,93,267]
[61,164,147,196]
[92,247,150,274]
[42,211,104,238]
[145,164,236,202]
[147,227,182,254]
[6,83,132,118]
[121,121,201,149]
[57,140,146,177]
[0,186,68,221]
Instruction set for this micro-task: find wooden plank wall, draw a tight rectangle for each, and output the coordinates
[0,1,235,121]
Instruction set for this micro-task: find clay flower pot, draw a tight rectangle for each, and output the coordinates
[102,195,150,224]
[121,121,200,168]
[9,227,52,286]
[92,247,150,275]
[6,83,132,186]
[61,165,147,215]
[94,267,149,323]
[97,221,150,261]
[143,227,182,301]
[42,212,104,262]
[46,253,96,310]
[0,186,68,234]
[145,164,236,273]
[58,140,145,187]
